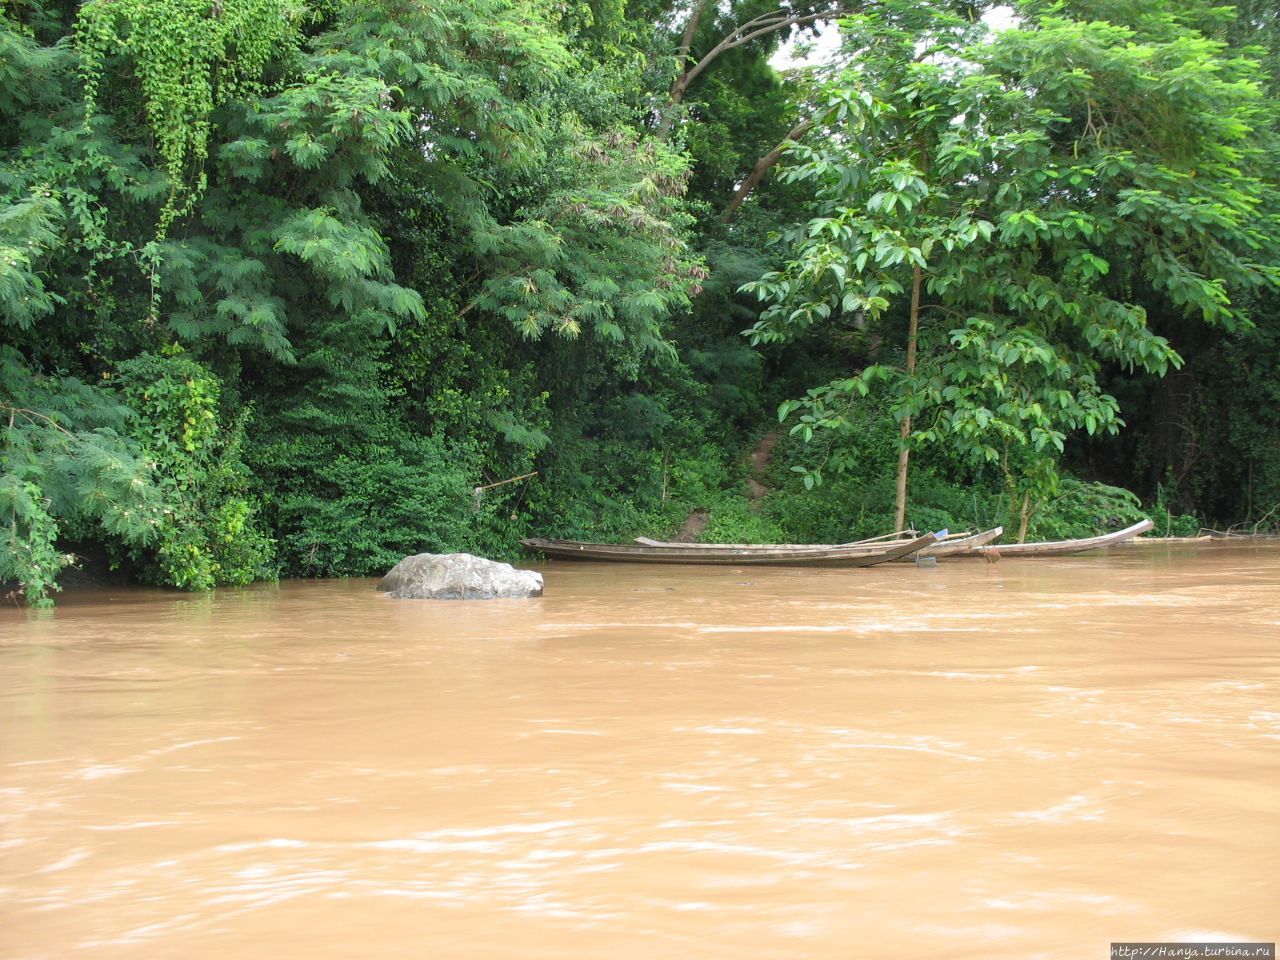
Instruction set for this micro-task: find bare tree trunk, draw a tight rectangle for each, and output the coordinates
[657,74,693,139]
[657,1,708,139]
[721,119,813,221]
[893,420,911,532]
[893,264,922,531]
[1016,491,1032,543]
[674,0,707,67]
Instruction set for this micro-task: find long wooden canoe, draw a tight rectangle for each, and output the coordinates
[969,519,1155,558]
[627,520,1152,560]
[634,527,1004,559]
[634,529,922,550]
[520,530,939,567]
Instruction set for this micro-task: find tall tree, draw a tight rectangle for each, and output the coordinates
[746,0,1280,537]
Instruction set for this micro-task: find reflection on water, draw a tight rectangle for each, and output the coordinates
[2,543,1278,959]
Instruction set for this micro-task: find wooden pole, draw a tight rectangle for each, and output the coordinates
[471,472,538,512]
[893,264,921,531]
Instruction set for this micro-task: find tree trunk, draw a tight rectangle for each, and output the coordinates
[1016,491,1032,543]
[675,0,707,66]
[893,264,922,531]
[657,74,692,139]
[721,120,813,221]
[656,1,708,138]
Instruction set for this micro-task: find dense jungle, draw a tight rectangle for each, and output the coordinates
[3,0,1279,604]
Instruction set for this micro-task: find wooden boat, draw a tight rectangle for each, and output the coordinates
[628,519,1152,560]
[520,530,939,567]
[968,519,1155,558]
[915,526,1004,557]
[633,529,914,549]
[634,527,1004,558]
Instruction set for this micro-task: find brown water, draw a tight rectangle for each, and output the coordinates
[2,544,1278,959]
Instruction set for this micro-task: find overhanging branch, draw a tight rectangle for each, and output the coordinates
[658,5,853,139]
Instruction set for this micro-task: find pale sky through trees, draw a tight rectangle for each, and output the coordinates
[772,4,1018,69]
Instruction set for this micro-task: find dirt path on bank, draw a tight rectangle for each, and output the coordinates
[671,430,782,541]
[670,508,708,542]
[746,429,782,501]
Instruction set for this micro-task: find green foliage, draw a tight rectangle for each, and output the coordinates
[747,409,986,541]
[1,477,62,604]
[76,0,300,238]
[0,342,274,605]
[1102,307,1280,530]
[257,428,487,577]
[698,498,787,544]
[114,350,274,589]
[470,125,704,359]
[1028,477,1152,540]
[0,191,65,328]
[1225,0,1280,94]
[1146,479,1202,538]
[0,347,161,605]
[677,39,792,207]
[1213,319,1280,530]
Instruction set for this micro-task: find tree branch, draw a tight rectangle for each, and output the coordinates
[721,119,814,221]
[658,5,852,139]
[2,405,76,438]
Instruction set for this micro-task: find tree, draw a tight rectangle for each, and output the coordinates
[745,0,1280,538]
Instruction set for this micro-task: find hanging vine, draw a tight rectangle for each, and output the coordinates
[75,0,299,242]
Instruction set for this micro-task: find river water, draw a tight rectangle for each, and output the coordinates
[2,543,1277,959]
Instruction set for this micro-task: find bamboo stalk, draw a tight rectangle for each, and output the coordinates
[473,472,538,493]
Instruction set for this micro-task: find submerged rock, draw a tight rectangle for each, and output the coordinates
[378,553,543,600]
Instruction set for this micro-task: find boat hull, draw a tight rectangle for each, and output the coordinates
[520,531,939,567]
[622,519,1151,561]
[632,527,1004,559]
[970,519,1155,558]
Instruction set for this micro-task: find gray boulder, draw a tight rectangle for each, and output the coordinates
[378,552,543,600]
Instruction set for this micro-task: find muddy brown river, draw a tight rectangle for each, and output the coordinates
[2,543,1277,959]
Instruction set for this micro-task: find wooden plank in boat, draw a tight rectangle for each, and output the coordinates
[632,528,1002,559]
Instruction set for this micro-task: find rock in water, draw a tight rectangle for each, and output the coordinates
[378,553,543,600]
